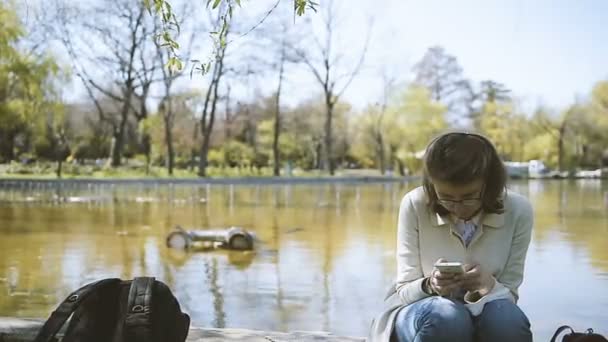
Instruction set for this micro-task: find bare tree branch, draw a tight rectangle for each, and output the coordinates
[87,80,126,105]
[335,18,372,100]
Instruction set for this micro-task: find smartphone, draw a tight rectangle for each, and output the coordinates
[434,261,464,274]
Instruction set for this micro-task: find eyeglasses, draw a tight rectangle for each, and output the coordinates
[436,184,485,208]
[437,197,482,208]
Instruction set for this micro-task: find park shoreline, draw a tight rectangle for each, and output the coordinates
[0,175,416,186]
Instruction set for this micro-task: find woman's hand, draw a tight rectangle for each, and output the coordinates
[428,258,463,296]
[456,263,495,296]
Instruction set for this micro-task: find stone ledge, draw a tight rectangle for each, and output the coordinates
[0,317,365,342]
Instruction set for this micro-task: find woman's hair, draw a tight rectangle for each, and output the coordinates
[422,132,507,215]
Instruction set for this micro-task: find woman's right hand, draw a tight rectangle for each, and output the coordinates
[428,258,463,296]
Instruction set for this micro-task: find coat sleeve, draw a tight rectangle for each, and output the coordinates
[395,192,431,305]
[496,196,534,302]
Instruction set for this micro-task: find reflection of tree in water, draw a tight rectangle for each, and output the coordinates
[204,257,225,328]
[528,180,608,273]
[321,205,333,332]
[272,215,285,330]
[322,230,331,332]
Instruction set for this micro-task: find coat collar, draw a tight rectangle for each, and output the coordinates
[430,211,505,228]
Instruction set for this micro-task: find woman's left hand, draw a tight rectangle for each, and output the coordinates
[456,263,495,296]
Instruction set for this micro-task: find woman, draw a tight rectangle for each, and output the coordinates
[369,132,533,342]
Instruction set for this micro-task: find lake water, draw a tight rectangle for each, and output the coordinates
[0,179,607,340]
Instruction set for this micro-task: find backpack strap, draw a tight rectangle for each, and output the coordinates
[33,278,121,342]
[124,277,155,342]
[550,325,575,342]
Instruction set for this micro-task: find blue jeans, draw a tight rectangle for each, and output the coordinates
[392,297,532,342]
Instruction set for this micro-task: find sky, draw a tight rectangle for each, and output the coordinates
[272,0,608,113]
[341,0,608,111]
[43,0,608,115]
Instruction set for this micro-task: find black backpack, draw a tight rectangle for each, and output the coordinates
[33,277,190,342]
[551,325,608,342]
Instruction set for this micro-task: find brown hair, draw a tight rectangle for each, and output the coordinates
[422,132,507,216]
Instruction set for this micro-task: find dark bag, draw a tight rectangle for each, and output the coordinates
[33,277,190,342]
[550,325,608,342]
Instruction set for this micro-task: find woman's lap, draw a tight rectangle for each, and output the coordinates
[392,297,532,342]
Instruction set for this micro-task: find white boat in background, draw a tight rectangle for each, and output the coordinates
[504,161,529,179]
[504,160,553,179]
[574,169,603,179]
[504,160,603,179]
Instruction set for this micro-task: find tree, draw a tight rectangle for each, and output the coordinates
[30,102,73,177]
[198,12,230,177]
[291,2,371,175]
[389,85,448,175]
[154,2,196,176]
[350,105,385,170]
[479,80,511,103]
[0,2,61,163]
[412,46,467,117]
[374,70,397,174]
[56,0,158,167]
[478,101,520,160]
[272,48,285,176]
[589,81,608,156]
[148,92,200,168]
[350,70,397,174]
[531,104,589,171]
[255,10,306,176]
[467,80,512,130]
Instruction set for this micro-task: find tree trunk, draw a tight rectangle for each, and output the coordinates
[273,50,285,177]
[111,96,131,167]
[146,152,151,175]
[165,117,175,176]
[396,158,405,176]
[558,123,566,171]
[141,132,151,175]
[199,56,224,177]
[376,131,385,175]
[199,90,220,177]
[0,131,16,162]
[190,121,199,172]
[225,85,232,140]
[315,142,323,170]
[199,136,210,177]
[111,131,123,167]
[324,93,335,176]
[56,160,62,178]
[161,100,175,176]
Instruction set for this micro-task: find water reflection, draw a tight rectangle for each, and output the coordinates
[0,180,607,339]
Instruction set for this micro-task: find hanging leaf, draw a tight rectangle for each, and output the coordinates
[143,0,151,13]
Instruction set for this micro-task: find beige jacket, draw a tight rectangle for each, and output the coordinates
[368,186,534,342]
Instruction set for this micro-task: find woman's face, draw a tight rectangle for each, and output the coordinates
[433,179,484,220]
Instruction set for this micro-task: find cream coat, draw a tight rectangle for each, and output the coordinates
[368,186,534,342]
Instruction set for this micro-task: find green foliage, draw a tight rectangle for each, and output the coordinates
[0,2,63,162]
[523,133,558,168]
[391,85,448,173]
[222,140,255,167]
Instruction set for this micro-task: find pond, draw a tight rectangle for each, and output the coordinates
[0,179,606,340]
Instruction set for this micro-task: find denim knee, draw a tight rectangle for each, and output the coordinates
[476,299,532,342]
[393,296,474,342]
